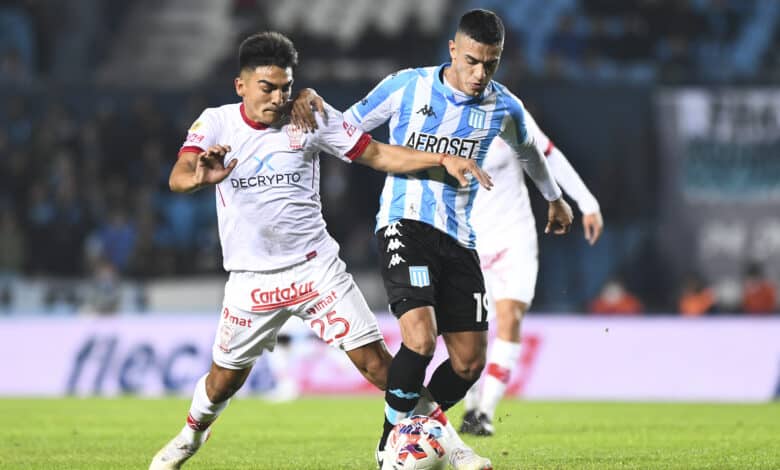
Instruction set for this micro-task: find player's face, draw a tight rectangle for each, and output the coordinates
[235,65,293,125]
[447,33,502,97]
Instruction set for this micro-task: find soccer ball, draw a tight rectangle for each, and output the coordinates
[384,415,448,470]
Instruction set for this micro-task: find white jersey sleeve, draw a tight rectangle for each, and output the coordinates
[524,112,600,215]
[308,102,372,161]
[179,108,222,154]
[495,86,562,202]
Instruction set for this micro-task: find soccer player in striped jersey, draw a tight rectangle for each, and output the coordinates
[148,31,492,470]
[460,114,603,437]
[342,9,573,470]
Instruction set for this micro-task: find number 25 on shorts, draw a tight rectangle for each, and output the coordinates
[309,311,351,344]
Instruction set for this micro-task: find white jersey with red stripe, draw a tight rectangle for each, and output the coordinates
[471,111,600,305]
[179,101,371,272]
[471,135,539,252]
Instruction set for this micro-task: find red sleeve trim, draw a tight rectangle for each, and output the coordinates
[345,133,372,161]
[178,146,204,158]
[543,139,555,157]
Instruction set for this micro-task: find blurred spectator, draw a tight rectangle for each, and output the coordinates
[80,258,121,315]
[741,262,777,314]
[0,207,25,274]
[678,273,716,317]
[87,209,137,274]
[589,277,643,315]
[0,47,31,82]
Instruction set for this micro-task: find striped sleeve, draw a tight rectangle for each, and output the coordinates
[344,68,418,132]
[496,89,562,202]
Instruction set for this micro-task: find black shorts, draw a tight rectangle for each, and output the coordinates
[376,219,488,333]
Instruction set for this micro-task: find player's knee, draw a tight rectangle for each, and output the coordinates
[404,336,437,357]
[453,357,485,382]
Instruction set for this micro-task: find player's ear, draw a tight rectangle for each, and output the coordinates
[234,76,245,98]
[448,39,456,61]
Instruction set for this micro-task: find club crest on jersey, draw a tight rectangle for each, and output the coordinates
[286,125,304,150]
[409,266,430,287]
[468,108,487,129]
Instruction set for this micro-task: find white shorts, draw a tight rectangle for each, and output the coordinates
[478,229,538,313]
[212,253,384,369]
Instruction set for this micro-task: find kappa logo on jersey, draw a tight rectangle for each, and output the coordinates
[416,104,436,118]
[388,253,406,268]
[384,222,403,238]
[409,266,430,287]
[286,125,304,150]
[468,108,487,129]
[250,281,319,312]
[404,132,480,159]
[386,238,405,252]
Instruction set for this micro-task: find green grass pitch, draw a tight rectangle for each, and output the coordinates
[0,397,778,469]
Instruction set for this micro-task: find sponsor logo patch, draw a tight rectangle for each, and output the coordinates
[286,125,304,150]
[409,266,430,287]
[468,108,486,129]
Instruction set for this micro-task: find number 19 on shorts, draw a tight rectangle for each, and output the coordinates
[473,292,488,322]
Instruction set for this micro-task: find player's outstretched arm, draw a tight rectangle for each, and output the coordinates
[356,140,493,190]
[289,88,324,132]
[545,197,574,235]
[170,145,236,193]
[543,147,603,244]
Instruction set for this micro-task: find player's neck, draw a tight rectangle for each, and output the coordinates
[441,67,473,104]
[240,102,272,129]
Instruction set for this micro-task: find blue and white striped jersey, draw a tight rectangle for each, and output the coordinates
[344,63,561,249]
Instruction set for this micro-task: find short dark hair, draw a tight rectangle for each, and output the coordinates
[457,9,504,46]
[238,32,298,73]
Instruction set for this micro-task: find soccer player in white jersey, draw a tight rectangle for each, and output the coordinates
[460,114,603,437]
[148,32,494,470]
[336,9,573,470]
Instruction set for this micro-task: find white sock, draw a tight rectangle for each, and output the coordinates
[181,373,230,441]
[463,378,481,412]
[478,338,521,420]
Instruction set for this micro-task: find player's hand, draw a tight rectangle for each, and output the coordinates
[194,144,236,187]
[583,211,603,245]
[440,155,493,190]
[289,88,324,132]
[545,197,573,235]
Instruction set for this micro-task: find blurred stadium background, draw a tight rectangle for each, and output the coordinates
[0,0,778,404]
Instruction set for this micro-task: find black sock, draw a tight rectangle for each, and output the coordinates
[426,359,479,411]
[379,343,432,450]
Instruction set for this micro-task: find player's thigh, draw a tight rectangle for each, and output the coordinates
[435,240,488,334]
[212,302,293,370]
[297,253,384,352]
[213,272,294,370]
[376,219,441,317]
[481,236,539,312]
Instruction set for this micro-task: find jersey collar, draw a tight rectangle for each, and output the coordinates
[240,103,269,130]
[435,63,492,105]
